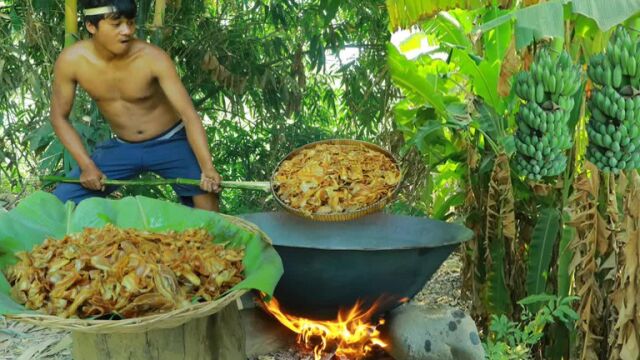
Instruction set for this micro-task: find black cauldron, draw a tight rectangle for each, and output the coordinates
[240,212,473,320]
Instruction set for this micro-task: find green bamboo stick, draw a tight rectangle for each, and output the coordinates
[38,176,271,192]
[64,0,78,48]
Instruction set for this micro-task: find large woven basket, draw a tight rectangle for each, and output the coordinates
[271,139,402,222]
[5,214,270,334]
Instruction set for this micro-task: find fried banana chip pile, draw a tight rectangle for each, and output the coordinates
[273,143,401,215]
[5,224,244,319]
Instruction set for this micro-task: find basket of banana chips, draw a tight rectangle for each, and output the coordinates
[0,192,283,333]
[271,139,402,221]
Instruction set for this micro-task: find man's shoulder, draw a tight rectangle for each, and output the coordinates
[56,40,92,64]
[132,40,173,70]
[132,40,169,58]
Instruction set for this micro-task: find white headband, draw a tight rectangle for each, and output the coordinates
[83,6,117,16]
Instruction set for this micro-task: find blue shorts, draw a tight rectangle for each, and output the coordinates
[52,122,207,206]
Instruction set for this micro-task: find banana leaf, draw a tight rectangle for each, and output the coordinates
[0,191,284,315]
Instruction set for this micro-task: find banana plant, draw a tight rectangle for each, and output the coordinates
[385,1,640,358]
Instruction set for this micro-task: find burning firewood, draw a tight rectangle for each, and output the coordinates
[260,296,388,360]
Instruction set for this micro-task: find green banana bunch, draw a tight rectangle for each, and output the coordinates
[514,111,572,180]
[587,26,640,173]
[588,27,640,89]
[586,88,640,172]
[586,26,640,173]
[512,49,581,180]
[514,50,581,105]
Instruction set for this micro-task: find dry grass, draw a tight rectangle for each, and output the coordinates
[0,318,70,360]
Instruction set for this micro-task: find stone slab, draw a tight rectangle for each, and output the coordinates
[385,304,484,360]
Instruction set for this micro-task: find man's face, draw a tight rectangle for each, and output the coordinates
[89,16,136,55]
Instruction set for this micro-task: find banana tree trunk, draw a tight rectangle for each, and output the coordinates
[64,0,78,47]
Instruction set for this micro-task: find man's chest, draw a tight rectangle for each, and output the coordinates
[76,63,156,102]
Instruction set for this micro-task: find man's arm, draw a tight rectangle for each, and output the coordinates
[50,52,105,191]
[151,49,221,193]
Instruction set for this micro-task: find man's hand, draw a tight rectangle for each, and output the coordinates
[80,165,106,191]
[201,167,221,193]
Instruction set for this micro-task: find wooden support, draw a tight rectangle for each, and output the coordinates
[71,303,246,360]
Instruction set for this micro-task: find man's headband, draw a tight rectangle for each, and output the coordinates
[83,6,117,16]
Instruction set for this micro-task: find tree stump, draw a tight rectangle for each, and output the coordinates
[71,303,246,360]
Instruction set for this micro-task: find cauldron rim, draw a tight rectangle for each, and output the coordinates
[240,212,473,250]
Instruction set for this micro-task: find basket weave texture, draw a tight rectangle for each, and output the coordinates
[2,204,275,334]
[271,139,402,222]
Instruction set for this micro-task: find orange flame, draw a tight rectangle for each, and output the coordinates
[261,296,387,360]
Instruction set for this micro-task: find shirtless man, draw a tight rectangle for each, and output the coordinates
[51,0,221,211]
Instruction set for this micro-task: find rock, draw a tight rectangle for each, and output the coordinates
[385,304,484,360]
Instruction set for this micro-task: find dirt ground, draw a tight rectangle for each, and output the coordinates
[0,252,466,360]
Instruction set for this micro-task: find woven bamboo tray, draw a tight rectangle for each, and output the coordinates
[5,214,269,334]
[271,139,402,222]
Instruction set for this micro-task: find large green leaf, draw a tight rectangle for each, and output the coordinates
[453,49,504,114]
[432,14,472,49]
[432,192,465,221]
[572,0,640,31]
[388,44,447,116]
[557,212,575,298]
[0,194,74,269]
[410,121,446,155]
[514,20,542,50]
[475,1,564,49]
[515,1,564,40]
[567,80,586,133]
[526,207,561,298]
[486,231,511,315]
[473,98,501,140]
[482,7,512,64]
[483,0,640,47]
[0,192,284,315]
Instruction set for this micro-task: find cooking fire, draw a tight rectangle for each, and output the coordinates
[260,296,388,360]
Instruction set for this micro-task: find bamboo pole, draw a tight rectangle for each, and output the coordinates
[38,176,271,192]
[64,0,78,47]
[153,0,166,28]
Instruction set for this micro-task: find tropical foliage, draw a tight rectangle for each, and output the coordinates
[0,0,399,214]
[484,294,579,360]
[386,0,640,358]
